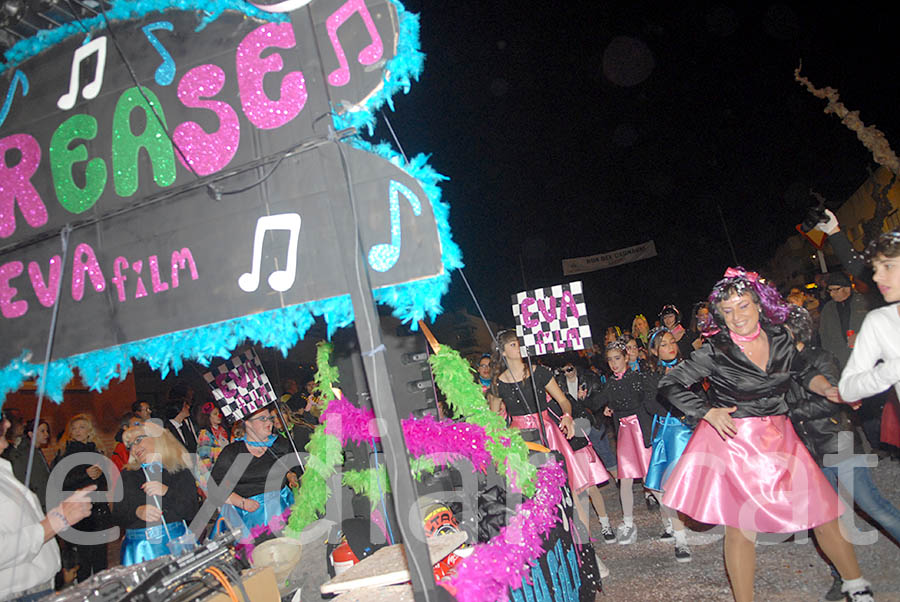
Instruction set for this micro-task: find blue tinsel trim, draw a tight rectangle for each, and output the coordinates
[2,0,285,73]
[0,0,463,405]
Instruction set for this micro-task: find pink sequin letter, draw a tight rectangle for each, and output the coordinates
[174,64,240,175]
[236,23,307,130]
[28,255,61,308]
[171,248,198,288]
[148,255,169,293]
[0,261,27,318]
[111,256,129,302]
[0,134,47,239]
[520,297,538,328]
[71,242,106,301]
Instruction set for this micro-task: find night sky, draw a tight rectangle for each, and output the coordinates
[376,2,900,331]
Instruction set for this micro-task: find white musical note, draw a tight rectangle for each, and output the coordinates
[248,0,313,12]
[238,213,302,293]
[57,36,108,110]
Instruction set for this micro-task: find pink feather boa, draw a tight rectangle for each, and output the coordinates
[447,461,568,602]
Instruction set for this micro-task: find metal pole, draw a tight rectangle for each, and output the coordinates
[326,140,444,602]
[715,202,739,266]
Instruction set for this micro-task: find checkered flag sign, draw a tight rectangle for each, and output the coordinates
[202,348,276,423]
[511,281,593,357]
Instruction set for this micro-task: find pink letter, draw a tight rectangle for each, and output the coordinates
[132,259,148,299]
[0,261,27,318]
[148,255,169,293]
[537,296,557,322]
[552,330,566,352]
[520,297,538,328]
[71,243,106,301]
[174,64,240,175]
[559,290,579,319]
[215,372,236,398]
[111,256,129,302]
[567,328,582,349]
[535,331,545,355]
[171,248,198,288]
[0,134,47,239]
[27,255,61,308]
[236,23,307,130]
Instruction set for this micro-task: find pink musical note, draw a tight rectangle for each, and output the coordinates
[326,0,383,87]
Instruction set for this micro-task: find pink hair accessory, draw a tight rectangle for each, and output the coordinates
[723,267,758,282]
[202,402,216,414]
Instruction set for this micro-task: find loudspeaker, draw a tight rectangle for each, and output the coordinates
[331,311,437,421]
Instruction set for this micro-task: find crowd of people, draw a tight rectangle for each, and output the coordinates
[0,221,898,602]
[478,222,900,602]
[0,377,322,600]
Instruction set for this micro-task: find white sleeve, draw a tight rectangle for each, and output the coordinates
[0,515,44,570]
[839,311,900,401]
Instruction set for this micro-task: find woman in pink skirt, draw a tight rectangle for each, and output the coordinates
[488,330,612,576]
[594,341,657,545]
[658,267,873,602]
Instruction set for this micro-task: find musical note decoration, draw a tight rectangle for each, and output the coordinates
[368,180,422,273]
[57,36,108,110]
[249,0,314,12]
[141,21,176,87]
[0,70,28,129]
[326,0,383,87]
[238,213,302,293]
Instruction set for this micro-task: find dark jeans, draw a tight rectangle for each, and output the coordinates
[587,424,617,471]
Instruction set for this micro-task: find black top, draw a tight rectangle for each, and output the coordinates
[495,365,553,417]
[659,324,816,420]
[165,419,198,454]
[210,436,295,498]
[113,467,199,530]
[9,438,51,511]
[787,346,862,463]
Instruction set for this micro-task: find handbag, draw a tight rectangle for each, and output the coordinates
[644,412,693,492]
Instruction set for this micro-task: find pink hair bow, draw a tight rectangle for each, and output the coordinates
[723,267,758,282]
[202,401,216,414]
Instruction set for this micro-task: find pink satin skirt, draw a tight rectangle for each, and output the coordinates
[510,411,609,492]
[661,415,842,533]
[616,415,652,479]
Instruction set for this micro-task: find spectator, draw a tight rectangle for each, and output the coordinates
[631,314,651,347]
[819,272,868,372]
[111,413,143,472]
[131,401,152,422]
[0,413,93,601]
[10,419,52,511]
[280,379,303,412]
[163,384,198,454]
[196,402,230,479]
[475,353,492,391]
[53,414,109,582]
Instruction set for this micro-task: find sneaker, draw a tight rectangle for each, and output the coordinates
[600,524,617,543]
[674,543,692,563]
[844,587,875,602]
[594,552,610,580]
[645,493,660,510]
[616,524,637,545]
[824,576,843,601]
[659,526,674,542]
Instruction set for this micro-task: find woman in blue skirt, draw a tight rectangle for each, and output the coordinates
[114,422,199,565]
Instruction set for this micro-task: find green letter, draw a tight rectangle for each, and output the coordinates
[49,114,107,214]
[112,87,176,197]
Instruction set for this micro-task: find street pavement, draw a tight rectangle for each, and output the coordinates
[590,456,900,601]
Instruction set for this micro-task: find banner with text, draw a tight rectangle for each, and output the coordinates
[511,282,593,357]
[562,241,657,275]
[202,348,276,423]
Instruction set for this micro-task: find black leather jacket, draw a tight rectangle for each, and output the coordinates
[787,346,863,463]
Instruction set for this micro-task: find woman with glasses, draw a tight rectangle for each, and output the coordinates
[210,407,299,533]
[621,333,648,372]
[114,422,199,566]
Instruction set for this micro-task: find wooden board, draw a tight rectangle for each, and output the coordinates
[320,532,467,595]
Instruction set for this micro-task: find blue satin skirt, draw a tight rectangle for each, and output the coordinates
[645,415,693,492]
[219,487,294,536]
[121,521,191,566]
